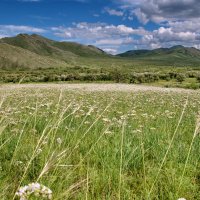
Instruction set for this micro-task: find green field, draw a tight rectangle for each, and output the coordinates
[0,85,200,199]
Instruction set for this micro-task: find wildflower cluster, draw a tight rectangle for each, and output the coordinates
[16,183,52,200]
[178,198,186,200]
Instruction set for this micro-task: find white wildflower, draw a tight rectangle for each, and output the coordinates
[16,182,52,200]
[36,148,42,155]
[56,138,62,144]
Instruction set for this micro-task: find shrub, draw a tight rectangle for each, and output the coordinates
[129,73,159,84]
[176,74,186,83]
[159,74,171,81]
[129,74,138,84]
[169,72,178,79]
[109,70,128,83]
[196,74,200,83]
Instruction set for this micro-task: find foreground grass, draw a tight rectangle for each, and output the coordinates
[0,86,200,199]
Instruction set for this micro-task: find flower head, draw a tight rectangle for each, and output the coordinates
[16,183,52,200]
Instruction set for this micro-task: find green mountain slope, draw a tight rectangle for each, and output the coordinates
[0,34,108,61]
[117,45,200,66]
[118,45,200,59]
[0,34,110,70]
[0,43,67,69]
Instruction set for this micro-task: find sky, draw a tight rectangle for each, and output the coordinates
[0,0,200,54]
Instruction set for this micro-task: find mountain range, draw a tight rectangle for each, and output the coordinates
[118,45,200,58]
[1,34,200,70]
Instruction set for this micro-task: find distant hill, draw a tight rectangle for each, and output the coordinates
[117,45,200,66]
[0,34,109,69]
[118,45,200,59]
[0,34,108,61]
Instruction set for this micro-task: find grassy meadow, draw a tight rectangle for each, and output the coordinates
[0,85,200,199]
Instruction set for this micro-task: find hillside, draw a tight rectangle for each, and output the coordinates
[0,34,111,70]
[0,43,68,70]
[0,34,108,62]
[117,45,200,65]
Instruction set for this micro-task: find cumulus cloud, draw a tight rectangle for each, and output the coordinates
[0,25,46,37]
[51,22,151,52]
[103,48,118,54]
[104,7,124,17]
[95,37,135,46]
[138,26,200,50]
[0,25,45,33]
[106,0,200,51]
[119,0,200,24]
[52,22,147,39]
[154,27,197,42]
[133,8,149,24]
[50,19,200,52]
[168,20,200,33]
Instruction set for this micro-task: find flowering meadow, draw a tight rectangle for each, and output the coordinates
[0,85,200,199]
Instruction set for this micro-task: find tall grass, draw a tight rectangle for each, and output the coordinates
[0,87,200,199]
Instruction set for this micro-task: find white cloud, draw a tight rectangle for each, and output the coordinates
[150,43,161,49]
[194,44,200,49]
[104,7,124,17]
[107,0,200,50]
[103,48,118,54]
[50,20,200,52]
[51,22,147,41]
[168,20,200,33]
[138,26,200,49]
[0,34,9,39]
[96,39,123,46]
[0,25,45,33]
[154,27,196,42]
[0,25,46,38]
[51,22,148,53]
[96,37,135,46]
[134,8,149,24]
[118,0,200,23]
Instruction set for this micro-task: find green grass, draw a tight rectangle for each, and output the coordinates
[143,78,200,89]
[0,86,200,199]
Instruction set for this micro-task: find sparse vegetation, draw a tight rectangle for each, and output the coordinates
[1,69,200,89]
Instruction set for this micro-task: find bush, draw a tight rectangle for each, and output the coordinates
[176,74,186,83]
[129,73,159,84]
[168,72,178,79]
[82,74,97,81]
[196,74,200,83]
[129,74,138,84]
[109,70,128,83]
[159,74,171,81]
